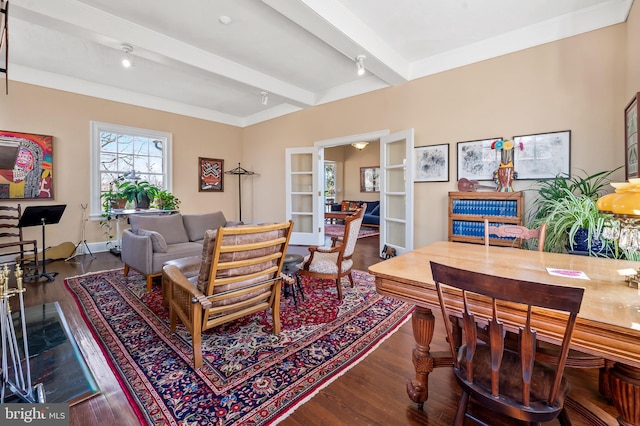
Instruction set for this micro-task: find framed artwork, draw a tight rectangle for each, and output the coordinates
[414,144,449,182]
[360,166,380,192]
[513,130,571,180]
[198,157,224,192]
[0,130,54,200]
[456,137,502,181]
[625,93,639,179]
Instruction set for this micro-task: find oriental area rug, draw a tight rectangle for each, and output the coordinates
[65,268,412,425]
[324,224,379,239]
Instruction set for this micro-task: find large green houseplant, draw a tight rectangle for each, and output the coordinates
[154,189,181,211]
[120,180,160,210]
[527,167,621,255]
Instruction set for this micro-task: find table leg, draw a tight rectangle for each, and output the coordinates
[609,363,640,426]
[406,306,435,408]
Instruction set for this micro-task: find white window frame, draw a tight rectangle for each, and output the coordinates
[90,121,173,220]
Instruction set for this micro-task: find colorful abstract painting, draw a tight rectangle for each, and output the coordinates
[0,130,54,200]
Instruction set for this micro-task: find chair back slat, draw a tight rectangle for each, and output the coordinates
[430,261,584,421]
[485,219,546,251]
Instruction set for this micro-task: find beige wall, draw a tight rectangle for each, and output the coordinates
[244,23,628,247]
[0,84,242,246]
[627,0,640,95]
[1,7,637,250]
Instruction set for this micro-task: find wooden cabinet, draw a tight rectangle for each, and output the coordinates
[448,191,524,246]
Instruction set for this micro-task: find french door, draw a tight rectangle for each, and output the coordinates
[380,129,414,255]
[285,147,323,245]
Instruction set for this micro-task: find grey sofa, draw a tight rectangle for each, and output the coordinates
[121,211,239,291]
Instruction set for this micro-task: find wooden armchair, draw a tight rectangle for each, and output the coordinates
[430,261,584,425]
[162,221,293,368]
[298,205,364,300]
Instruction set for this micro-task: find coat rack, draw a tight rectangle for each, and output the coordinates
[225,163,255,222]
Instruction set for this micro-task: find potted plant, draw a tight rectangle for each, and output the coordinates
[100,184,127,211]
[527,167,621,255]
[120,180,160,210]
[154,189,181,211]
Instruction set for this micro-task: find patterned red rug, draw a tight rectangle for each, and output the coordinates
[65,268,412,425]
[325,224,379,239]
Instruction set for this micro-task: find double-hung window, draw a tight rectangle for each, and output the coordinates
[90,121,172,218]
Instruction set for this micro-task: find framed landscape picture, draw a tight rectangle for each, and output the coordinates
[513,130,570,180]
[414,144,449,182]
[456,137,502,181]
[199,157,224,192]
[625,93,639,179]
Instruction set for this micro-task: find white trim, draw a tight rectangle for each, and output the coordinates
[89,121,172,220]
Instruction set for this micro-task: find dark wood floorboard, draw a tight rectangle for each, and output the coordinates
[14,233,620,425]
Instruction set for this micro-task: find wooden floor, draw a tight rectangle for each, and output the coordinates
[17,235,619,425]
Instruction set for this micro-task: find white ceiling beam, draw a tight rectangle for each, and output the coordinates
[263,0,409,85]
[11,0,316,107]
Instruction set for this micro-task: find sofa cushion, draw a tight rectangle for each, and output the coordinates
[369,204,380,216]
[183,211,228,242]
[129,214,189,245]
[137,229,168,253]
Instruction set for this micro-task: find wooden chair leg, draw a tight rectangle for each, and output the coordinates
[123,263,130,277]
[453,391,469,426]
[335,278,343,300]
[347,272,355,287]
[146,275,153,292]
[272,284,281,334]
[192,309,203,369]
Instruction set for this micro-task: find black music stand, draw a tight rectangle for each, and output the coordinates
[18,205,66,282]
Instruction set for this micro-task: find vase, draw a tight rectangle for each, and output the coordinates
[495,163,515,192]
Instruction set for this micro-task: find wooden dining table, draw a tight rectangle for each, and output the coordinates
[369,241,640,426]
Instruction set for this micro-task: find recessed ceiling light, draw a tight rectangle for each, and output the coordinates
[219,15,232,25]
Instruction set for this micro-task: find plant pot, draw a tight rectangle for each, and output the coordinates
[110,198,127,210]
[567,228,612,256]
[135,195,151,210]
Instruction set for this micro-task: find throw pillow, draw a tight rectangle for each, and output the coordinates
[370,204,380,215]
[137,229,168,253]
[183,211,228,242]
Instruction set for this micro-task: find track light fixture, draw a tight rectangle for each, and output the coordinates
[121,43,133,68]
[355,55,366,76]
[261,91,269,106]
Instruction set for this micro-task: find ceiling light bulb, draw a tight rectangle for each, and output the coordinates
[261,91,269,106]
[356,55,366,76]
[121,43,133,68]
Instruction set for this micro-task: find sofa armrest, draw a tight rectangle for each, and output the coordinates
[121,229,153,275]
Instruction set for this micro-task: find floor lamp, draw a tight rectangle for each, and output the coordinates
[225,163,255,222]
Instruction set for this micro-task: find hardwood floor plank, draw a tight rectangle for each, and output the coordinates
[12,235,621,425]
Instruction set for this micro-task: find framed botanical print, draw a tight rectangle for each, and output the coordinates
[198,157,224,192]
[625,93,639,179]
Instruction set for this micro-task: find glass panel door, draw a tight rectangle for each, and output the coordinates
[285,147,321,245]
[380,129,414,255]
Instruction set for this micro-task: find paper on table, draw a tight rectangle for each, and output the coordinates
[546,268,590,280]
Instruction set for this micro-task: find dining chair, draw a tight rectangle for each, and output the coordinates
[484,219,546,250]
[298,204,365,300]
[430,261,584,425]
[484,218,609,398]
[0,204,38,274]
[162,221,293,368]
